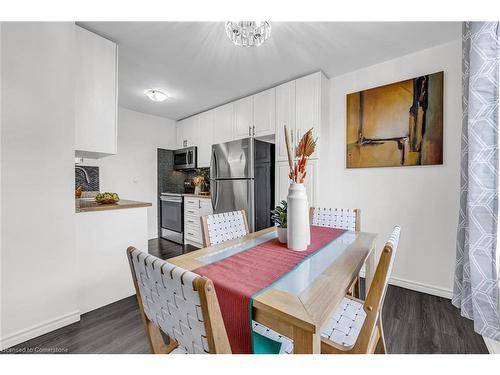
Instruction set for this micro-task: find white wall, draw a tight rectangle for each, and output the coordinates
[0,22,3,348]
[0,23,78,349]
[85,107,177,239]
[319,40,462,298]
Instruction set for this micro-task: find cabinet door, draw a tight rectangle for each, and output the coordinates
[253,87,276,137]
[275,159,317,207]
[197,111,214,168]
[176,120,185,148]
[295,73,320,158]
[303,159,317,207]
[199,199,213,216]
[275,81,296,162]
[213,103,234,144]
[75,26,118,158]
[233,96,253,139]
[180,116,198,147]
[276,162,291,205]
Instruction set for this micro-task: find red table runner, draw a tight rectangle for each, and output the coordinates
[195,225,345,353]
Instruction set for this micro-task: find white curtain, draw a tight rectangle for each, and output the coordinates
[453,22,500,340]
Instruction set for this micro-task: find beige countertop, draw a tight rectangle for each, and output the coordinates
[76,199,152,213]
[182,193,211,199]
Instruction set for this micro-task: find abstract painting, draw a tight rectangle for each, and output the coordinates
[346,71,443,168]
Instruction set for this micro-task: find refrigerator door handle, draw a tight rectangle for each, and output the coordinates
[247,179,255,233]
[211,180,218,211]
[211,148,218,179]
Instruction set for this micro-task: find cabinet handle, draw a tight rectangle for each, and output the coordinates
[253,125,255,136]
[199,201,201,209]
[249,126,251,136]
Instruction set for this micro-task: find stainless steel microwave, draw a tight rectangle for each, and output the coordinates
[173,146,197,170]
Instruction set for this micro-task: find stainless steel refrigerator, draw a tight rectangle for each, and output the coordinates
[210,138,275,232]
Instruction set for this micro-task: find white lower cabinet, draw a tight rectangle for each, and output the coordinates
[275,159,318,207]
[184,197,213,247]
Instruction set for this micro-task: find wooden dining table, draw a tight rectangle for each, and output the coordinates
[169,226,378,354]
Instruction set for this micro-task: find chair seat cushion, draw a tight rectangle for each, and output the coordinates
[253,297,366,353]
[321,297,366,349]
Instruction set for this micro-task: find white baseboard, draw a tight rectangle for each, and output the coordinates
[0,311,80,351]
[359,270,453,299]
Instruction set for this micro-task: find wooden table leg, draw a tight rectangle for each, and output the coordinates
[364,244,377,296]
[292,326,320,354]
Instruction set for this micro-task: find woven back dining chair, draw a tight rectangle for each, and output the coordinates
[201,209,249,247]
[310,207,361,297]
[310,207,361,231]
[321,225,401,354]
[127,247,231,354]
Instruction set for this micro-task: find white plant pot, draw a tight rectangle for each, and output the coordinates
[277,227,288,244]
[287,182,310,251]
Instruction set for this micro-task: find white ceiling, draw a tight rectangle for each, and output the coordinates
[78,22,461,121]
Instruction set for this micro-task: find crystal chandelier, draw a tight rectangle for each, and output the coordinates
[225,21,271,47]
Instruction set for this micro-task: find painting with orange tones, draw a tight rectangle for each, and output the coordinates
[346,71,443,168]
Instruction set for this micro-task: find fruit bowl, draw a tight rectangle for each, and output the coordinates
[95,192,120,205]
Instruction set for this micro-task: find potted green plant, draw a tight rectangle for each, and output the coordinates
[271,200,288,244]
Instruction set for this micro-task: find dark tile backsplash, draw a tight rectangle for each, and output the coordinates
[157,148,210,194]
[75,166,99,192]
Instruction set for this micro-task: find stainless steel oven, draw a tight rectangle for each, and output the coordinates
[160,193,183,244]
[173,146,197,170]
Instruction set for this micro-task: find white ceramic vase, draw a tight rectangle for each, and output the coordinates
[287,182,310,251]
[277,227,287,244]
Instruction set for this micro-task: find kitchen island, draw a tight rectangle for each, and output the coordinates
[76,199,152,314]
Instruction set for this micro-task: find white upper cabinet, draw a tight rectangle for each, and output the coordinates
[233,96,253,139]
[178,116,198,148]
[213,102,234,145]
[275,81,296,162]
[294,72,329,160]
[175,71,328,169]
[177,112,213,167]
[296,73,319,133]
[75,26,118,159]
[176,120,185,149]
[253,87,276,137]
[197,111,214,168]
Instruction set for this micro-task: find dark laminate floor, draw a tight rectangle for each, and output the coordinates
[2,238,488,354]
[148,237,199,260]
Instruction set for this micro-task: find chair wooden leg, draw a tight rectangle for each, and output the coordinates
[146,319,178,354]
[374,318,387,354]
[346,277,360,298]
[353,276,361,299]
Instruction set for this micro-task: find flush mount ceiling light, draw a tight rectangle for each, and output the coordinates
[145,89,168,102]
[225,21,271,47]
